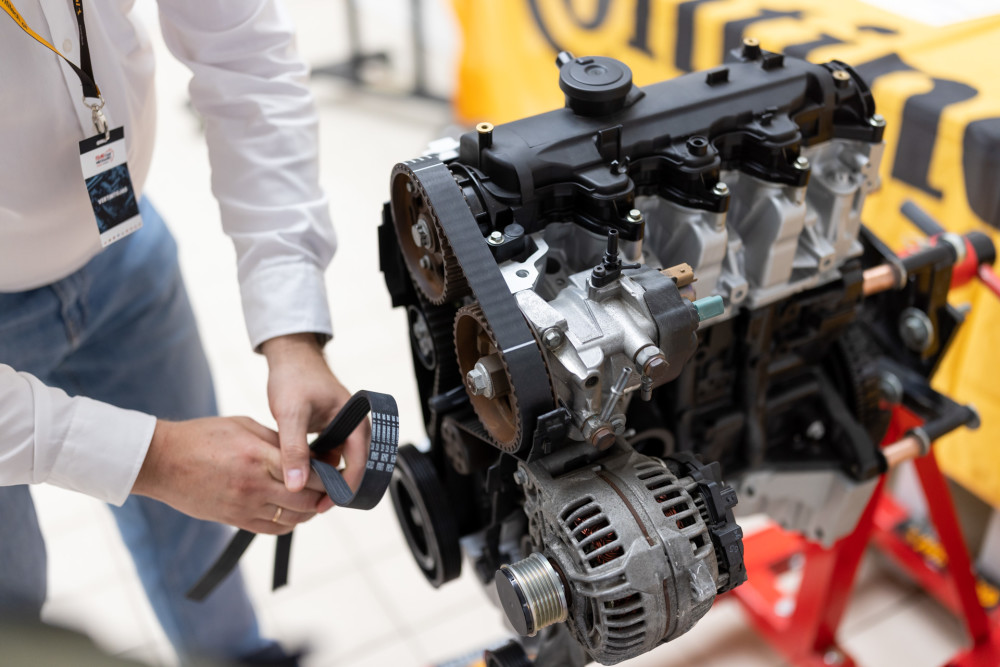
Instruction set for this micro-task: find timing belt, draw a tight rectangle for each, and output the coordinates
[186,390,399,601]
[407,155,553,453]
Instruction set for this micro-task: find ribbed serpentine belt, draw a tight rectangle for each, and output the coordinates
[399,155,554,453]
[187,390,398,601]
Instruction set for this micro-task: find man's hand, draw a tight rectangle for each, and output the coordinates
[132,417,327,535]
[260,333,371,499]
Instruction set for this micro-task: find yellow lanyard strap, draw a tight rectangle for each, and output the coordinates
[1,0,102,99]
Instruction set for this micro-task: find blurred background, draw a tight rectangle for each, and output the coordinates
[28,0,1000,665]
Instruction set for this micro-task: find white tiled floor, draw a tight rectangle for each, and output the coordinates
[24,1,986,666]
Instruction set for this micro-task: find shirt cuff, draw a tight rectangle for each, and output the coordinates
[45,394,157,506]
[239,261,334,352]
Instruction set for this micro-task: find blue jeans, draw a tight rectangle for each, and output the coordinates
[0,199,271,661]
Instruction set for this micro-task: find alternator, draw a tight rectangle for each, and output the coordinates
[497,446,743,664]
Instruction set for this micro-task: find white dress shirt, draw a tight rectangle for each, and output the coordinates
[0,0,336,504]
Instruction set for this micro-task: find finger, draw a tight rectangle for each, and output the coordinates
[303,465,334,494]
[245,519,295,536]
[316,495,335,513]
[264,485,326,514]
[264,504,317,527]
[233,417,280,445]
[275,406,312,492]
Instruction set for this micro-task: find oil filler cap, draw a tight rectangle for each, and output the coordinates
[557,52,634,116]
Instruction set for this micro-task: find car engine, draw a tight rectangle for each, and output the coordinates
[379,40,989,666]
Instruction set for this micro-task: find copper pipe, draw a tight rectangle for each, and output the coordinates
[882,435,924,468]
[863,264,902,297]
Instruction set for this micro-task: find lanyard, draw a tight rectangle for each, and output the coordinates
[1,0,109,137]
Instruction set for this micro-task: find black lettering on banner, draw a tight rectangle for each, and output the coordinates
[527,0,615,55]
[962,118,1000,229]
[857,25,898,35]
[675,0,724,72]
[856,54,978,201]
[720,9,802,64]
[526,0,567,54]
[628,0,652,55]
[560,0,611,30]
[854,52,914,81]
[893,79,977,198]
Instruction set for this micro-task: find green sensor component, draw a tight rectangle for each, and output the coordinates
[693,295,725,322]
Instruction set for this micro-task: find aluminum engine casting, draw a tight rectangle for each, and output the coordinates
[378,43,974,666]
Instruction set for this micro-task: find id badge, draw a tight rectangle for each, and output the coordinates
[79,126,142,247]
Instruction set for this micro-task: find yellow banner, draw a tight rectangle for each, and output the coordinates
[452,0,1000,507]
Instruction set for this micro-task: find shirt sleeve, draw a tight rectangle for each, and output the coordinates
[156,0,336,350]
[0,364,156,506]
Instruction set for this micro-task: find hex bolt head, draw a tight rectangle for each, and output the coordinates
[713,182,730,196]
[466,366,490,397]
[466,355,509,400]
[898,307,933,353]
[878,372,904,405]
[487,231,505,245]
[794,156,810,170]
[542,328,564,349]
[610,415,627,435]
[590,425,616,450]
[806,420,826,441]
[411,216,433,249]
[418,255,432,271]
[512,468,528,485]
[641,355,671,389]
[868,113,886,128]
[626,208,643,224]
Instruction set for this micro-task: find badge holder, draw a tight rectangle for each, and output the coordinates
[79,96,142,247]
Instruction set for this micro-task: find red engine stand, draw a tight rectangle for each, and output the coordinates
[728,406,1000,666]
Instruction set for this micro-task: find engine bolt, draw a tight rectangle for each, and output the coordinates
[542,328,564,349]
[466,367,490,396]
[868,113,886,128]
[610,414,627,435]
[590,425,616,450]
[641,356,670,386]
[411,216,433,249]
[713,182,730,197]
[418,255,432,271]
[878,372,904,405]
[794,155,810,170]
[899,307,933,352]
[488,230,505,245]
[806,420,826,441]
[465,356,509,399]
[513,468,528,485]
[626,209,643,224]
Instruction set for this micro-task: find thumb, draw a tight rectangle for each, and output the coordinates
[276,408,311,492]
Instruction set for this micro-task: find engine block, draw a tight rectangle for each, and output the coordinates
[379,43,977,666]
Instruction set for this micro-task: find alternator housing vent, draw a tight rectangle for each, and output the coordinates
[559,497,624,569]
[635,460,712,559]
